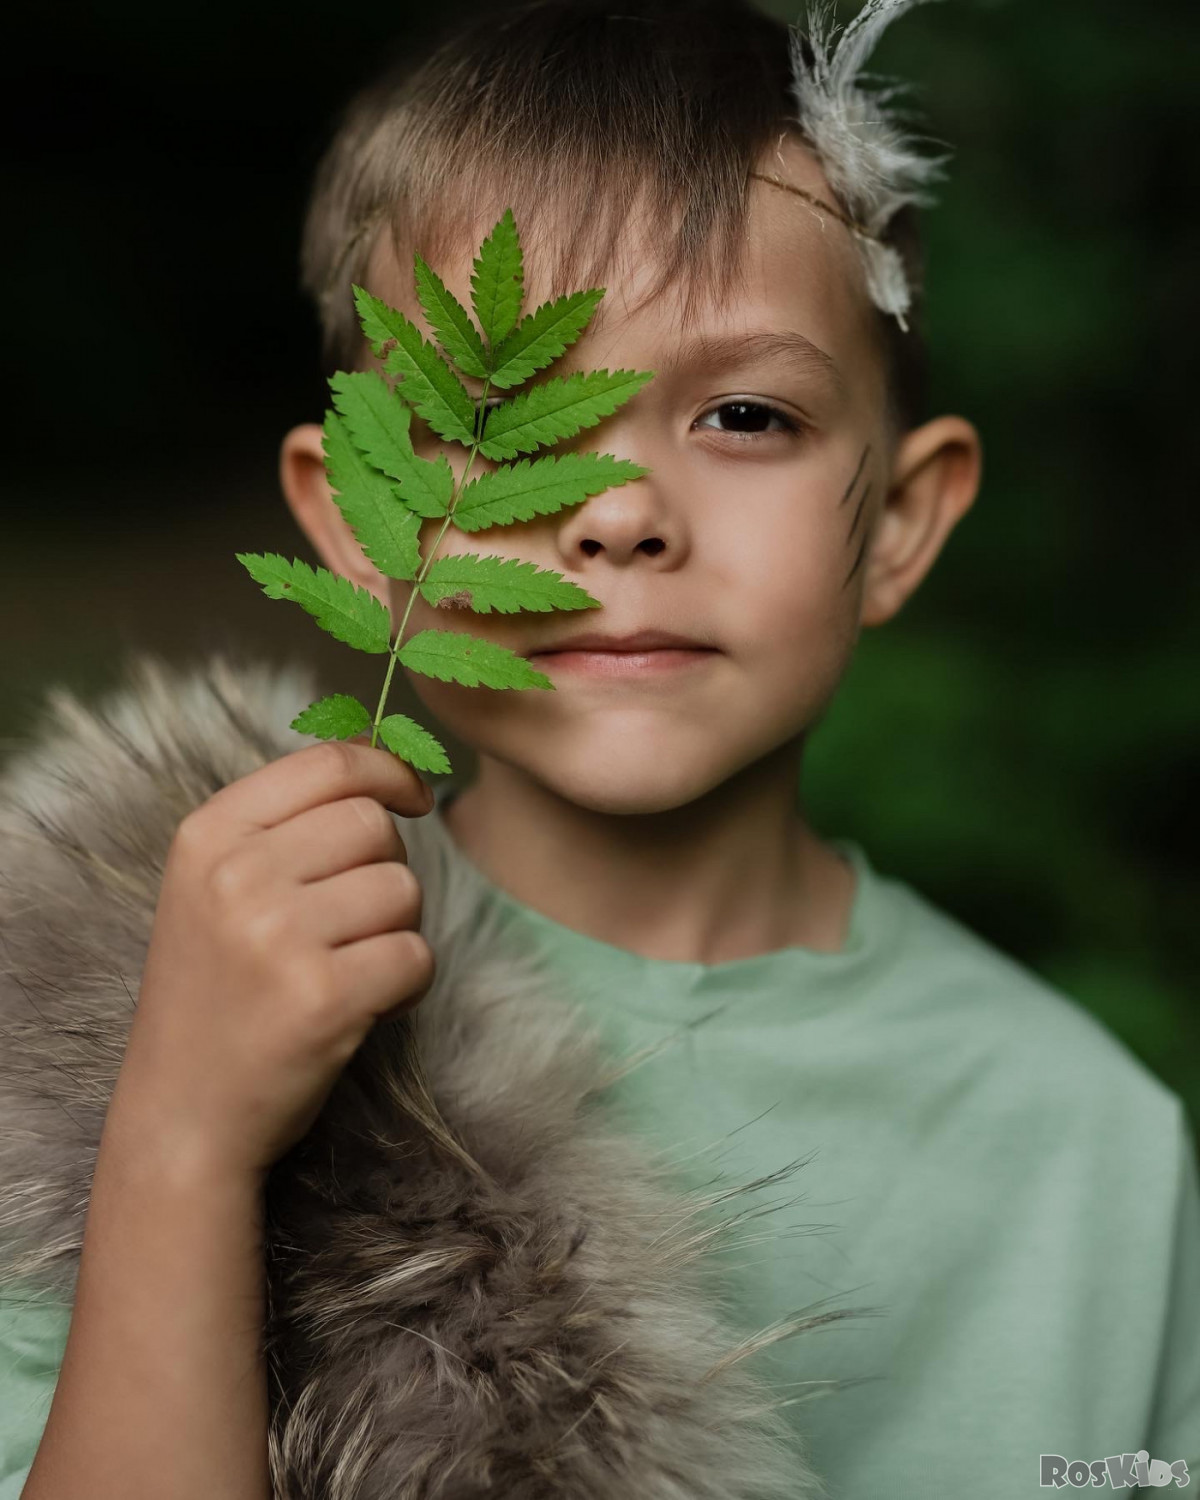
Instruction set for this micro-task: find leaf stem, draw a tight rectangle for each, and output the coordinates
[369,376,493,748]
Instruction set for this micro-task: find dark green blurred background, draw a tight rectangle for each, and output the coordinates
[3,1,1197,1127]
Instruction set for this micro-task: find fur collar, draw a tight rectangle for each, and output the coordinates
[0,651,834,1498]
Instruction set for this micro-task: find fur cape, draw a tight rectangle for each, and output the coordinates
[0,651,848,1499]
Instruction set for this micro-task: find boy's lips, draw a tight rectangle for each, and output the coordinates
[527,628,715,655]
[526,629,720,678]
[532,648,718,677]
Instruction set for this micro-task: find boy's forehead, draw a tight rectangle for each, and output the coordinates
[362,136,873,390]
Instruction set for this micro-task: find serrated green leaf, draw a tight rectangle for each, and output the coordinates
[414,255,489,380]
[478,369,655,460]
[418,553,600,616]
[451,451,649,533]
[322,411,422,581]
[353,283,407,360]
[352,285,478,447]
[470,209,523,349]
[328,371,454,520]
[235,552,392,654]
[377,713,452,775]
[398,628,554,690]
[291,693,372,740]
[330,368,414,468]
[487,289,605,389]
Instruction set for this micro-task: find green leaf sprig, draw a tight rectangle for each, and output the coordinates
[237,209,654,776]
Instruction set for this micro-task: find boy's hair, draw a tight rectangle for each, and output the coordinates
[301,0,931,443]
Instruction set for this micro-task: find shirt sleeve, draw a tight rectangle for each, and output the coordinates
[1142,1099,1200,1482]
[0,1285,70,1499]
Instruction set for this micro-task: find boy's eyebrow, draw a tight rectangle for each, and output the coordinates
[457,327,844,397]
[658,329,846,395]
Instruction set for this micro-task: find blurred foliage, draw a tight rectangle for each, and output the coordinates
[2,0,1196,1127]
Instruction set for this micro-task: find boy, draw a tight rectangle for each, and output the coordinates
[278,0,1200,1491]
[2,0,1197,1496]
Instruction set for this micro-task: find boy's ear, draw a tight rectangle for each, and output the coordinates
[859,415,983,628]
[279,423,390,609]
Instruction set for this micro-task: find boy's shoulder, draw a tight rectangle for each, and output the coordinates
[874,863,1184,1141]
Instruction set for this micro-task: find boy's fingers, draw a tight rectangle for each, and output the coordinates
[342,733,438,814]
[203,737,434,833]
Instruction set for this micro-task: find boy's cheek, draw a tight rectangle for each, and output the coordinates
[414,512,515,560]
[416,516,444,557]
[413,517,483,573]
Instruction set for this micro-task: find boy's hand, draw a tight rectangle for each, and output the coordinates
[107,737,436,1181]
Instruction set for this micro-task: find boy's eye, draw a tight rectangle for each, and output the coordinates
[462,394,802,443]
[695,400,800,440]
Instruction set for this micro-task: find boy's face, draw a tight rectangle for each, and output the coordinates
[290,136,980,816]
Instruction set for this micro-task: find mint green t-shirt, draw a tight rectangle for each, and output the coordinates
[3,784,1197,1497]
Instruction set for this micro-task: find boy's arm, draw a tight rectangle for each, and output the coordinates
[1144,1099,1200,1478]
[19,1093,270,1500]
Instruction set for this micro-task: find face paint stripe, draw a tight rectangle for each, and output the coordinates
[839,442,871,507]
[842,530,868,590]
[847,481,871,542]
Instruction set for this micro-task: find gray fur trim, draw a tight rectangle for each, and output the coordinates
[0,651,847,1498]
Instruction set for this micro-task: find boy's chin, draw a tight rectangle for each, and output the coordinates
[519,751,740,820]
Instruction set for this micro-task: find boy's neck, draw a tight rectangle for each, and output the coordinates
[438,752,857,965]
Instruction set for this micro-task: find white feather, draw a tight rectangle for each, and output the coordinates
[787,0,955,328]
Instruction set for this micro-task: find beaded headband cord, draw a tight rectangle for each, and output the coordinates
[322,0,952,338]
[749,169,876,241]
